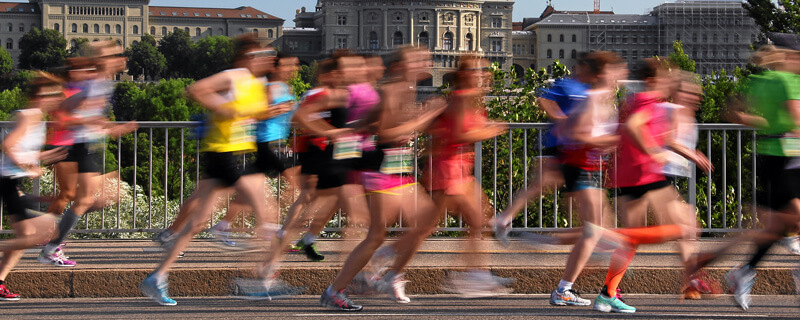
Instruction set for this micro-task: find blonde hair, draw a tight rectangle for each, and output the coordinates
[750,45,789,69]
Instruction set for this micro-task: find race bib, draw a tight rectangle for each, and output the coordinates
[230,119,256,145]
[380,147,414,174]
[333,135,362,160]
[781,137,800,156]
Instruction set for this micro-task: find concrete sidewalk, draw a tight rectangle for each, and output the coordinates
[6,238,799,298]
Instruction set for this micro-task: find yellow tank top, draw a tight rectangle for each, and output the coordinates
[202,70,267,153]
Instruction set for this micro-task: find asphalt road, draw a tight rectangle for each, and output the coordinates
[4,294,799,319]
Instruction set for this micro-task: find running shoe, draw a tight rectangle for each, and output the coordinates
[684,275,713,300]
[301,242,324,261]
[320,289,363,311]
[491,217,512,247]
[725,265,755,311]
[346,271,379,295]
[233,277,305,300]
[139,273,177,306]
[782,236,800,255]
[593,294,636,313]
[287,244,302,253]
[368,245,396,275]
[443,271,513,298]
[209,228,236,248]
[37,247,76,267]
[0,284,20,301]
[549,288,591,306]
[375,273,411,303]
[153,229,175,249]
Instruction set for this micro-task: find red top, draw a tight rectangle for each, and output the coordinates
[293,88,329,153]
[47,87,82,146]
[614,92,670,188]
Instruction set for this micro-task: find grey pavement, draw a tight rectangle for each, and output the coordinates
[3,294,799,319]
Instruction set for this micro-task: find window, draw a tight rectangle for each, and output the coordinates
[703,34,707,43]
[712,33,717,43]
[751,34,756,43]
[465,33,473,50]
[692,33,697,43]
[491,39,502,52]
[676,33,680,41]
[547,34,551,42]
[196,28,201,37]
[253,29,258,37]
[238,28,244,34]
[162,27,167,35]
[7,23,12,32]
[571,50,577,59]
[209,29,213,36]
[632,50,638,60]
[419,31,429,48]
[184,27,189,34]
[735,34,740,43]
[530,44,534,55]
[6,38,12,50]
[19,23,24,32]
[572,34,576,42]
[219,28,224,36]
[622,35,628,44]
[632,36,638,44]
[133,25,139,34]
[590,36,596,43]
[559,34,564,42]
[491,18,502,28]
[558,49,564,58]
[724,34,729,43]
[72,23,77,33]
[150,26,155,35]
[546,49,552,58]
[268,29,274,38]
[104,24,110,34]
[83,24,89,33]
[54,23,60,32]
[337,15,347,25]
[443,32,453,50]
[369,31,379,49]
[94,24,99,33]
[70,39,77,48]
[336,36,348,49]
[394,31,403,46]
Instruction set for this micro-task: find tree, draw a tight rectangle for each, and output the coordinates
[0,47,12,75]
[126,34,166,80]
[68,38,91,57]
[668,40,696,73]
[743,0,799,34]
[158,29,195,78]
[18,27,68,70]
[192,36,235,79]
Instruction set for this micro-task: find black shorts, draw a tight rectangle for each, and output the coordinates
[561,164,603,193]
[45,145,79,163]
[71,143,102,173]
[0,176,39,221]
[616,179,671,200]
[203,152,252,187]
[757,155,800,211]
[297,145,349,190]
[542,146,559,157]
[255,141,295,178]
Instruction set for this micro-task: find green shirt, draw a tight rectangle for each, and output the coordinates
[750,70,800,156]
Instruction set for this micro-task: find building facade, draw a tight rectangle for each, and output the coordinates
[279,0,515,87]
[528,0,759,75]
[1,0,284,65]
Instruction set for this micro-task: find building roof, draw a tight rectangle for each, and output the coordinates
[539,5,613,19]
[534,13,655,26]
[0,2,38,13]
[148,6,283,21]
[512,22,522,31]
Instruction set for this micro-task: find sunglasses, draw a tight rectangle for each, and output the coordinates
[246,49,278,58]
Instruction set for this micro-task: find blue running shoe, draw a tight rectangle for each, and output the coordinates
[139,273,177,306]
[593,294,635,313]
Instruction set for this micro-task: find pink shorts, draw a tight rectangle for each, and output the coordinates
[362,171,416,193]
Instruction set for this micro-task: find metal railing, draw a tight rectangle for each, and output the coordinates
[0,121,758,236]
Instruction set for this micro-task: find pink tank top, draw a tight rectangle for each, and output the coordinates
[614,92,670,188]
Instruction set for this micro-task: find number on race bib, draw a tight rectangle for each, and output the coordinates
[333,135,363,160]
[380,147,414,174]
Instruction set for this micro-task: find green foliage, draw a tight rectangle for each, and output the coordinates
[67,38,91,57]
[743,0,800,34]
[158,29,196,78]
[0,69,35,92]
[288,73,312,97]
[668,41,696,73]
[0,47,12,75]
[18,27,68,70]
[299,62,317,86]
[0,87,27,120]
[192,36,235,79]
[125,34,166,80]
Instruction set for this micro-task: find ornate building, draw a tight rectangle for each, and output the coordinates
[1,0,283,64]
[279,0,515,87]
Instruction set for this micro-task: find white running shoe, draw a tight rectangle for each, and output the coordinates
[782,236,800,255]
[725,265,756,311]
[550,288,591,306]
[443,271,513,298]
[376,273,411,303]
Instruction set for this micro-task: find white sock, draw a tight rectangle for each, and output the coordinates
[557,280,573,293]
[300,233,317,246]
[212,220,231,231]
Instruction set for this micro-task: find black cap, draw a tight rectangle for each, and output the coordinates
[768,32,800,51]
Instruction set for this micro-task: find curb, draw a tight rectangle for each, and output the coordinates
[6,267,798,298]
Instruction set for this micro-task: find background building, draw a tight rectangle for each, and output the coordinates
[278,0,515,87]
[527,0,759,75]
[1,0,284,64]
